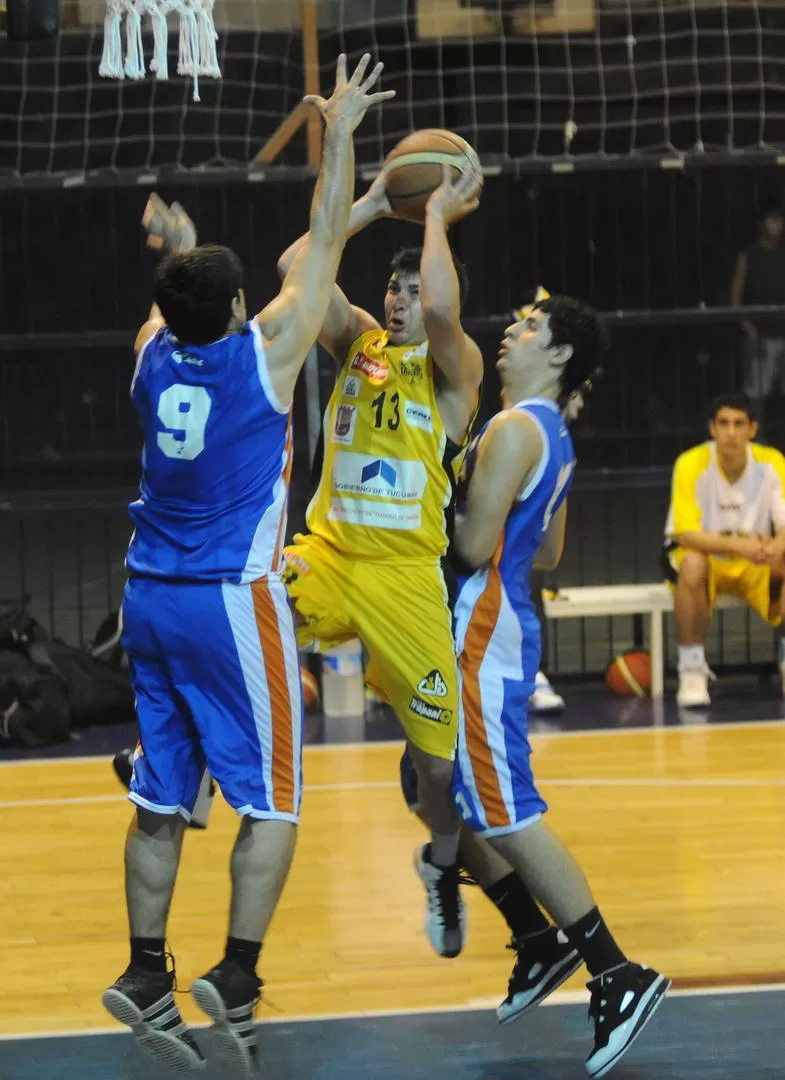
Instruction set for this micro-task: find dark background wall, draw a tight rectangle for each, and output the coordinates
[0,161,780,486]
[2,4,783,656]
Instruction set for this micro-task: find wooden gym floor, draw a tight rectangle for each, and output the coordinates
[2,718,785,1077]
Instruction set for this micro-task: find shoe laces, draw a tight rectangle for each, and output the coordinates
[164,946,185,997]
[433,863,461,927]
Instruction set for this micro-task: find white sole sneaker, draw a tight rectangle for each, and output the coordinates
[497,935,583,1024]
[414,845,467,958]
[676,670,711,708]
[586,971,671,1078]
[102,986,206,1072]
[191,978,257,1079]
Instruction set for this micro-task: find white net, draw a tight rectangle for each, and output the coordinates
[2,0,785,178]
[97,0,221,103]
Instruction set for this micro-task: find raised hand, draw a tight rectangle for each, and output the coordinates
[142,193,197,254]
[304,53,395,134]
[425,163,483,225]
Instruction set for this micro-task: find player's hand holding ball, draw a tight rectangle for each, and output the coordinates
[425,162,482,225]
[358,169,395,223]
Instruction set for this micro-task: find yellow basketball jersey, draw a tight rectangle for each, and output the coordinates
[665,441,785,552]
[306,329,468,560]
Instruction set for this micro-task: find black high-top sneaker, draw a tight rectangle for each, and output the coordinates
[191,959,263,1077]
[103,958,205,1072]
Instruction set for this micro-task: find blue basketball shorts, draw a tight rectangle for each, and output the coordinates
[451,572,548,837]
[122,574,303,824]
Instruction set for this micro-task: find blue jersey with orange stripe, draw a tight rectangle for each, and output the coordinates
[126,320,292,583]
[456,397,574,626]
[451,398,574,837]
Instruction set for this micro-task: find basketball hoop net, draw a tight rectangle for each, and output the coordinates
[98,0,221,102]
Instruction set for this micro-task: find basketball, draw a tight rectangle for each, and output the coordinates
[383,129,481,223]
[301,667,320,711]
[606,651,652,697]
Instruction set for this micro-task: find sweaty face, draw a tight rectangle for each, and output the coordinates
[497,307,558,388]
[709,407,757,460]
[384,272,426,346]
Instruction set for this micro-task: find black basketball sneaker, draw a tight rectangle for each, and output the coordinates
[191,959,263,1078]
[497,927,583,1023]
[103,959,205,1072]
[585,962,670,1077]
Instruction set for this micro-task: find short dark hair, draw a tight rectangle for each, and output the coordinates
[535,295,608,407]
[389,246,470,309]
[709,392,756,422]
[154,244,244,346]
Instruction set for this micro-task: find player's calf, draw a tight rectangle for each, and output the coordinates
[407,743,467,958]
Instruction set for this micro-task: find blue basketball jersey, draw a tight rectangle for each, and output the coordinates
[457,398,575,616]
[126,321,292,583]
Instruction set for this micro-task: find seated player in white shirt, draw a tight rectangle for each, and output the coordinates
[664,392,785,707]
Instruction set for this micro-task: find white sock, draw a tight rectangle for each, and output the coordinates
[678,644,706,672]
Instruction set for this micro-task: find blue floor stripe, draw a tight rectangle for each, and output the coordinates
[4,992,784,1080]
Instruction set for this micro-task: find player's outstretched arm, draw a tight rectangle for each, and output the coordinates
[420,164,483,393]
[454,411,542,569]
[135,194,197,353]
[276,172,390,361]
[259,54,394,399]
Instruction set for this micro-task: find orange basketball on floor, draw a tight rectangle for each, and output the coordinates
[606,651,651,697]
[301,668,320,711]
[383,128,481,223]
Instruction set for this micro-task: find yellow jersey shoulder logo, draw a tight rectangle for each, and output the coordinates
[399,342,429,384]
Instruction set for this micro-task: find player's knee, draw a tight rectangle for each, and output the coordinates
[414,751,454,792]
[678,550,710,589]
[135,806,183,836]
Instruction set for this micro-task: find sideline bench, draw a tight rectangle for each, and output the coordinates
[544,583,745,699]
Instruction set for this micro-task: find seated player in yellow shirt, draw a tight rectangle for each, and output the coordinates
[664,392,785,707]
[276,164,483,958]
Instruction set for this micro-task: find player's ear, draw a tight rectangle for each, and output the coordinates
[548,343,572,370]
[233,288,246,322]
[749,418,760,441]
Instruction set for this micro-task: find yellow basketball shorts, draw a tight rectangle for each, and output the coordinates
[282,533,459,760]
[669,547,783,627]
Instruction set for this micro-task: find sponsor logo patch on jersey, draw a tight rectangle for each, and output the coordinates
[332,404,358,445]
[327,498,422,530]
[416,669,448,698]
[404,401,433,433]
[399,358,424,384]
[350,351,389,385]
[409,695,452,724]
[343,375,361,399]
[172,350,204,367]
[332,452,427,502]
